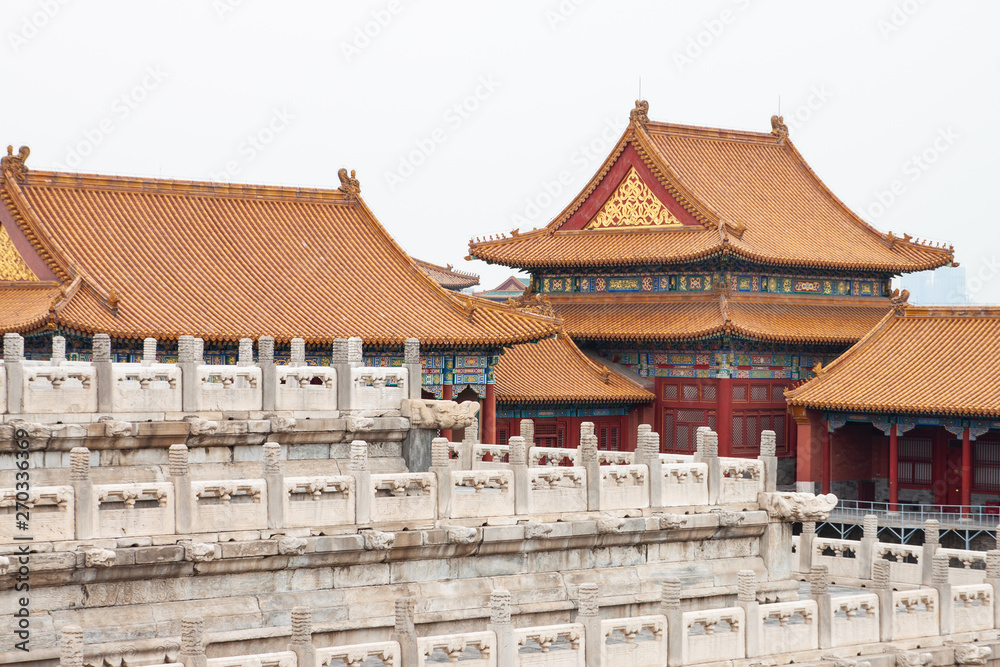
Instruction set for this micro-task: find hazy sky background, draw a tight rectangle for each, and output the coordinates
[3,1,998,302]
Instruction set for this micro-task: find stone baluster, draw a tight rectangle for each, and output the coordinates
[858,515,878,580]
[638,431,663,511]
[347,337,363,366]
[193,338,204,364]
[4,333,24,414]
[289,337,306,367]
[661,578,683,667]
[92,334,113,412]
[575,583,601,667]
[509,436,529,515]
[580,421,595,438]
[288,606,316,667]
[237,338,254,366]
[349,440,371,525]
[810,565,833,649]
[579,432,600,511]
[51,335,66,364]
[520,419,534,447]
[70,447,95,540]
[933,552,953,634]
[404,338,422,400]
[463,416,479,445]
[258,336,276,411]
[59,624,84,667]
[142,337,157,366]
[332,338,351,411]
[737,570,761,657]
[430,437,452,518]
[921,519,940,585]
[169,444,193,534]
[638,423,651,440]
[758,429,777,492]
[178,335,200,412]
[985,550,1000,629]
[263,442,284,530]
[694,428,721,504]
[392,597,418,667]
[798,521,816,574]
[179,616,207,667]
[488,589,514,667]
[871,560,893,642]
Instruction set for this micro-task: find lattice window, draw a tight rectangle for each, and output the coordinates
[497,425,510,446]
[974,439,1000,492]
[663,384,678,401]
[743,416,759,451]
[898,437,932,486]
[772,385,787,403]
[707,414,716,431]
[598,425,621,451]
[773,416,785,446]
[732,417,744,449]
[732,385,747,402]
[663,413,674,450]
[702,384,717,401]
[676,424,690,451]
[676,409,705,422]
[682,385,699,401]
[750,385,769,402]
[535,422,566,448]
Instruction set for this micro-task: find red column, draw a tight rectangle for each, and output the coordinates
[889,424,899,510]
[793,406,821,490]
[822,422,831,495]
[482,384,496,445]
[716,377,733,457]
[962,427,972,509]
[440,384,453,441]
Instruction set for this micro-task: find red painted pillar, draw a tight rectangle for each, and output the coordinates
[441,384,454,441]
[793,406,821,491]
[716,377,733,457]
[962,427,972,509]
[889,424,899,510]
[483,384,496,445]
[822,421,831,495]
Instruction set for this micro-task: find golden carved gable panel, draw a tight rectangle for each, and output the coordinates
[0,224,37,280]
[584,166,683,230]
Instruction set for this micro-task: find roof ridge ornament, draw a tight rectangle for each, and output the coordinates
[337,168,361,199]
[630,100,649,128]
[1,145,30,181]
[770,115,788,143]
[889,288,910,315]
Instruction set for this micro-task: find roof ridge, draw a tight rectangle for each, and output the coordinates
[1,173,74,282]
[645,120,779,144]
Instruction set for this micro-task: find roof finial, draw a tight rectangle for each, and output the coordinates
[770,115,788,143]
[337,168,361,198]
[630,99,649,128]
[1,145,30,181]
[889,288,910,315]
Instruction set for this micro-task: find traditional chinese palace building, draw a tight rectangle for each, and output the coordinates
[469,101,955,477]
[0,149,562,443]
[786,302,1000,504]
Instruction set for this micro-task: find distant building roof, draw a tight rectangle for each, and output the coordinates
[413,258,480,290]
[473,276,527,302]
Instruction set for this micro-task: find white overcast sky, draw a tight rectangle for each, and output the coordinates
[3,0,998,302]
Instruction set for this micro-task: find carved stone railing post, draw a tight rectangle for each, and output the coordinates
[237,338,254,366]
[921,519,940,586]
[809,565,833,648]
[142,337,157,365]
[59,624,84,667]
[263,442,284,530]
[178,335,200,412]
[258,336,275,411]
[169,444,193,534]
[799,521,816,573]
[933,552,953,634]
[392,597,418,667]
[858,515,878,580]
[3,333,24,414]
[404,338,421,401]
[488,589,515,667]
[871,560,893,642]
[661,578,683,667]
[575,583,601,667]
[520,419,534,448]
[737,570,761,657]
[349,440,371,525]
[288,606,316,667]
[694,428,721,504]
[92,334,113,412]
[759,429,778,492]
[430,437,452,518]
[580,421,594,438]
[51,335,66,363]
[332,338,351,411]
[463,416,479,445]
[986,550,1000,628]
[70,447,94,540]
[579,432,600,511]
[179,616,207,667]
[509,436,529,515]
[639,431,663,511]
[289,338,306,366]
